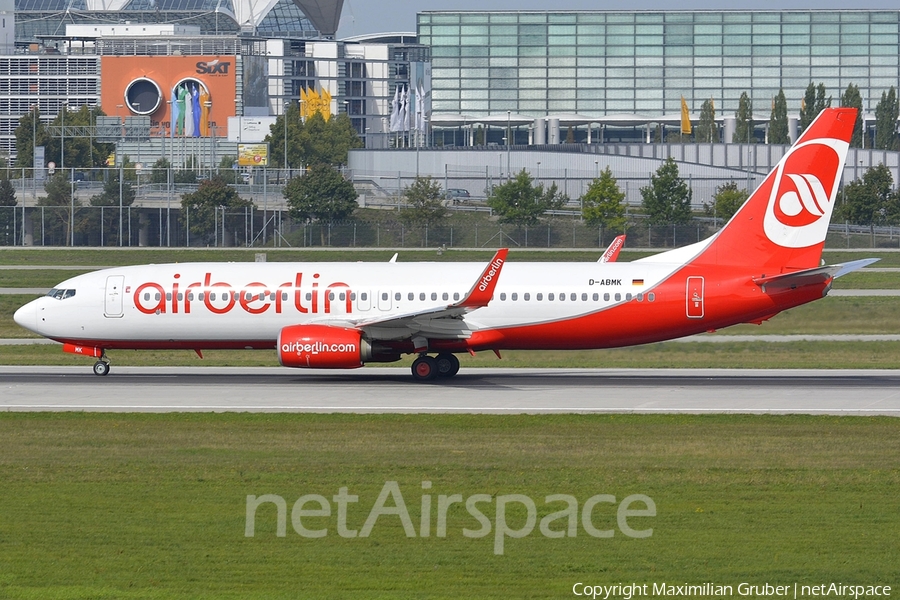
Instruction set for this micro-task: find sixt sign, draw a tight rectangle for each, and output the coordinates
[196,59,231,75]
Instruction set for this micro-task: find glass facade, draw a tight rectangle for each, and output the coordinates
[418,10,900,117]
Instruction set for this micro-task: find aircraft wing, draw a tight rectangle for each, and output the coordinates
[752,258,878,292]
[307,248,509,340]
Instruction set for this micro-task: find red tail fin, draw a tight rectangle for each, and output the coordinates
[694,107,856,271]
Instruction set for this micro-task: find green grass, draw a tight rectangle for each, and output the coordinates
[0,413,897,599]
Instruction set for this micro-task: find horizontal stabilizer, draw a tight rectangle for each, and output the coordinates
[753,258,879,292]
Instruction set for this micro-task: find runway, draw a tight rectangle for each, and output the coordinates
[1,366,899,415]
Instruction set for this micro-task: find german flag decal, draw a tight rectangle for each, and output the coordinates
[632,279,644,286]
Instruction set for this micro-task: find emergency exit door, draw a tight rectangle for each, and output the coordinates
[686,276,704,319]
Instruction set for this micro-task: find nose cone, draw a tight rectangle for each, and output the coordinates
[13,299,38,333]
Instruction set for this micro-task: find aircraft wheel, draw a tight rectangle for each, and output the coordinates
[411,355,438,381]
[93,360,110,377]
[435,353,460,378]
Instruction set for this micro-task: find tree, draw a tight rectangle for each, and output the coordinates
[174,156,198,184]
[640,157,692,227]
[581,166,626,232]
[150,157,170,184]
[487,169,567,228]
[14,108,49,171]
[0,175,17,246]
[284,164,358,244]
[695,98,717,143]
[733,92,754,144]
[840,84,864,148]
[768,89,790,145]
[79,170,136,245]
[800,82,831,132]
[180,175,252,245]
[37,172,79,245]
[704,181,749,225]
[874,87,899,151]
[267,108,362,169]
[399,176,448,246]
[838,164,894,240]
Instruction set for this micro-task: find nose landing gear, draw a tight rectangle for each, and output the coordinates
[92,360,110,376]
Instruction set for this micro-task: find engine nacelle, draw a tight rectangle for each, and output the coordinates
[277,324,369,369]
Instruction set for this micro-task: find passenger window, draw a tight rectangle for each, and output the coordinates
[581,293,587,301]
[500,293,507,301]
[537,293,543,301]
[340,292,346,301]
[350,292,356,301]
[511,293,518,301]
[592,293,599,301]
[199,292,205,301]
[453,292,460,301]
[395,292,401,301]
[420,292,426,301]
[431,292,437,301]
[155,293,162,301]
[361,292,368,301]
[442,292,449,301]
[209,293,216,301]
[604,293,610,301]
[524,293,530,301]
[382,292,389,301]
[559,293,565,301]
[306,293,312,301]
[144,293,150,301]
[188,293,194,301]
[408,292,414,301]
[615,293,621,301]
[548,293,554,301]
[177,293,183,301]
[648,292,656,302]
[626,293,633,301]
[637,293,643,302]
[328,292,335,301]
[571,293,577,301]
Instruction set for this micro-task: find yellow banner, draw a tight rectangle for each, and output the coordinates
[680,96,692,135]
[237,143,269,167]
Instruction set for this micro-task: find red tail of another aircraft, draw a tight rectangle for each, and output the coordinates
[692,107,857,272]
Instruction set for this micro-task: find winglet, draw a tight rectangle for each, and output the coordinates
[598,235,626,263]
[456,248,508,309]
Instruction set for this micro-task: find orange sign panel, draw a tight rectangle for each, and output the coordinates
[100,55,237,138]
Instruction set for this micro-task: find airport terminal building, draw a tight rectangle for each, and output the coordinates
[417,10,900,144]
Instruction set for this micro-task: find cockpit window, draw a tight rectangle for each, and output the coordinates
[46,288,76,300]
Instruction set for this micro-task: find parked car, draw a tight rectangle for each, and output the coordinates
[444,188,471,203]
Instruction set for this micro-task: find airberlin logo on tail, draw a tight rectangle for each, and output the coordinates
[763,138,848,249]
[477,258,504,292]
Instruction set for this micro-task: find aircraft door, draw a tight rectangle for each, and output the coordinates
[686,276,704,319]
[104,275,125,318]
[377,290,392,311]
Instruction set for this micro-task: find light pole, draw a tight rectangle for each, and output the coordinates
[284,100,290,180]
[506,110,511,181]
[60,101,68,171]
[31,104,37,205]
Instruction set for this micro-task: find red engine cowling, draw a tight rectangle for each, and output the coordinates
[277,324,367,369]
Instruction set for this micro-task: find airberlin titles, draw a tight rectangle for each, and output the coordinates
[133,272,352,316]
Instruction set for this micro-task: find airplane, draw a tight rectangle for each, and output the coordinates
[14,107,876,381]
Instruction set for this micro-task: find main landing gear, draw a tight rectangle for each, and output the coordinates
[411,353,460,381]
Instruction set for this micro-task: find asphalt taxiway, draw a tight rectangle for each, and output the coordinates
[1,366,899,415]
